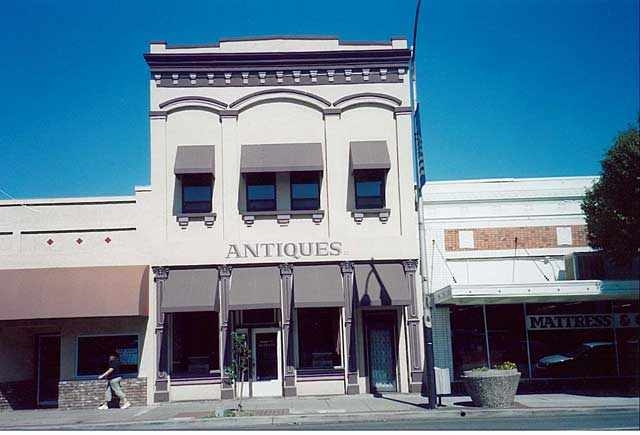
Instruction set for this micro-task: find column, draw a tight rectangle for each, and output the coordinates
[151,266,169,402]
[279,263,296,397]
[218,265,233,400]
[403,259,423,393]
[340,261,359,394]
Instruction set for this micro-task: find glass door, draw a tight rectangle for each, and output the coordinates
[365,312,398,393]
[250,328,282,397]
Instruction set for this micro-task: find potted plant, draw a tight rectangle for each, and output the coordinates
[461,361,521,408]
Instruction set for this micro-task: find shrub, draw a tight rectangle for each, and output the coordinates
[494,361,517,370]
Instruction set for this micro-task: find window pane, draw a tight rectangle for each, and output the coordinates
[356,180,382,198]
[354,170,385,209]
[246,173,276,211]
[77,335,139,376]
[297,308,341,369]
[450,305,487,378]
[613,300,640,376]
[181,174,212,213]
[247,184,276,200]
[291,172,320,210]
[485,304,529,377]
[171,312,219,378]
[184,185,211,202]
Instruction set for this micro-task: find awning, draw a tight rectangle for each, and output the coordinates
[229,266,281,310]
[162,268,219,312]
[353,263,410,306]
[174,145,216,175]
[0,266,149,321]
[294,264,343,307]
[349,141,391,172]
[240,143,323,173]
[433,280,640,306]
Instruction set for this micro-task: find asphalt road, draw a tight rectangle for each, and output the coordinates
[26,410,639,431]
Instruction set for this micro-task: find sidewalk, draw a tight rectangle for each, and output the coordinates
[1,393,638,430]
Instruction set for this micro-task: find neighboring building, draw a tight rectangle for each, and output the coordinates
[1,36,424,409]
[423,177,639,391]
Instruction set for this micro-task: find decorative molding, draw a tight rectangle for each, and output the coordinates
[402,259,418,273]
[152,266,169,281]
[339,261,354,274]
[229,88,331,109]
[218,264,232,277]
[278,263,294,276]
[158,95,228,110]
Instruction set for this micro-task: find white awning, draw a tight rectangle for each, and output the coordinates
[433,280,639,305]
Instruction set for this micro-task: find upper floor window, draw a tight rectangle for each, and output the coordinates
[246,172,277,212]
[182,174,213,213]
[290,171,321,210]
[354,169,386,209]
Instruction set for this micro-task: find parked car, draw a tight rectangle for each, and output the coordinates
[535,342,616,377]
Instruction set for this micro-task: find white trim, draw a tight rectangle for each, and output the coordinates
[251,327,282,397]
[433,280,639,306]
[75,333,141,379]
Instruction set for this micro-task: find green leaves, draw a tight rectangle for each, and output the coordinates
[581,124,640,266]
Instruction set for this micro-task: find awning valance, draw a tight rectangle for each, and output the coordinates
[0,266,149,321]
[433,280,640,306]
[162,268,219,312]
[349,141,391,172]
[229,266,281,310]
[240,143,323,173]
[353,263,410,306]
[174,145,216,175]
[294,264,343,307]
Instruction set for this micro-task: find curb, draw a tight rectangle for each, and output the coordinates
[1,405,638,430]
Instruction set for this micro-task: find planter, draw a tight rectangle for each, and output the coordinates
[461,369,521,408]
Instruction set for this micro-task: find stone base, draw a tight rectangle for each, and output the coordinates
[0,380,35,411]
[220,387,234,400]
[462,370,521,408]
[58,378,147,409]
[346,384,360,395]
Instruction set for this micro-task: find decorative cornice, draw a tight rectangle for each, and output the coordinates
[340,261,354,274]
[152,266,169,281]
[150,67,407,88]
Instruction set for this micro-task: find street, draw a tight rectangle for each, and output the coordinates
[5,409,637,431]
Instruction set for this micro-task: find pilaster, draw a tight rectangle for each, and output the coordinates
[279,263,296,397]
[340,261,359,394]
[218,265,234,400]
[151,266,170,402]
[403,259,423,392]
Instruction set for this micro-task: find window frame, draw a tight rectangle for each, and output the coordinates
[296,307,343,370]
[170,311,220,379]
[181,173,213,214]
[290,171,321,211]
[245,172,277,212]
[354,169,387,209]
[75,333,140,379]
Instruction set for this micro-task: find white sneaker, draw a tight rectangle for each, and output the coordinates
[98,403,108,410]
[120,401,131,409]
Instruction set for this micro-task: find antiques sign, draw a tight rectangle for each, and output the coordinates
[226,241,342,259]
[526,313,640,330]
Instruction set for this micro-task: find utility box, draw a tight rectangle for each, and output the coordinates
[434,367,451,406]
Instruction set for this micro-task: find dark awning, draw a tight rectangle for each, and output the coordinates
[229,266,281,310]
[353,263,410,306]
[294,264,343,307]
[240,143,323,173]
[162,268,219,312]
[349,141,391,171]
[174,145,216,175]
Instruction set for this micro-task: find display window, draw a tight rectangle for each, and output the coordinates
[296,307,342,369]
[486,304,529,377]
[171,311,219,378]
[613,301,640,377]
[77,335,138,377]
[450,305,487,378]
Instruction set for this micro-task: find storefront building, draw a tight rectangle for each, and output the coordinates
[423,177,639,392]
[1,36,425,409]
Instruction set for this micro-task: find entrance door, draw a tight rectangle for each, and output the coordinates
[365,312,398,393]
[37,335,61,407]
[251,328,282,397]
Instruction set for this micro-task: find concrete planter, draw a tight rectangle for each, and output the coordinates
[461,369,521,408]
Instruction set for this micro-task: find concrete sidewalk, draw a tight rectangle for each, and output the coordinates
[1,393,638,430]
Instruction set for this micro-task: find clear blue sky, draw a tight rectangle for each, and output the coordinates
[1,0,638,199]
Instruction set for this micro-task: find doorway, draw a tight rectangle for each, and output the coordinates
[364,311,398,393]
[37,335,60,408]
[250,328,282,397]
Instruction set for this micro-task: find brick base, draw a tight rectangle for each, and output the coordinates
[58,378,147,409]
[0,380,35,411]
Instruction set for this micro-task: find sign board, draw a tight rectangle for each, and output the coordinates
[526,313,640,330]
[226,241,342,259]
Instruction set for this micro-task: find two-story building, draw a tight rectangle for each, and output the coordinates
[423,177,639,393]
[1,36,425,409]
